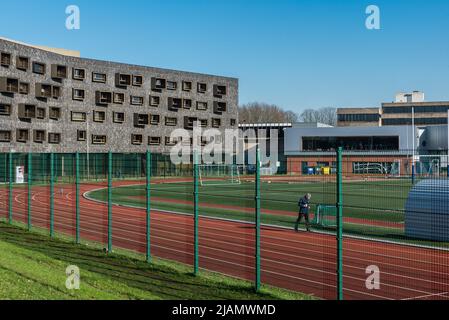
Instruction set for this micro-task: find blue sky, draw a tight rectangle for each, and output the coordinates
[1,0,448,113]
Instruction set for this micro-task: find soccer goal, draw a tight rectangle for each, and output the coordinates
[198,164,242,186]
[311,204,337,228]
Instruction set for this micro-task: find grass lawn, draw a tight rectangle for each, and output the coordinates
[0,222,312,300]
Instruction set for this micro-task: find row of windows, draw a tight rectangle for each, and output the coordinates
[75,132,223,146]
[0,103,61,120]
[382,106,449,114]
[0,129,60,144]
[0,50,227,96]
[92,90,226,114]
[337,114,380,122]
[69,110,235,128]
[382,118,448,125]
[2,103,235,128]
[0,129,221,146]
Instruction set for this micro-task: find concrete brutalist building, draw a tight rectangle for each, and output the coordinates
[0,37,238,154]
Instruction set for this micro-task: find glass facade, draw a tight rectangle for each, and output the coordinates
[302,136,400,151]
[382,117,448,126]
[338,114,380,122]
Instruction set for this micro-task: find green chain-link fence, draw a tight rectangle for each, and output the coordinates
[1,150,449,300]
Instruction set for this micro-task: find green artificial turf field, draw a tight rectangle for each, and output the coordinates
[87,178,413,241]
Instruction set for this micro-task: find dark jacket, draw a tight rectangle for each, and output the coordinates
[298,197,310,214]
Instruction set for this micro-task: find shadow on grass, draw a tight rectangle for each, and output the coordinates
[0,222,288,300]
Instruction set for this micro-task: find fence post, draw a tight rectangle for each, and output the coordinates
[8,152,13,224]
[50,153,54,237]
[75,153,80,244]
[193,151,199,276]
[107,152,112,253]
[255,146,261,292]
[146,151,151,263]
[336,147,343,300]
[27,152,32,231]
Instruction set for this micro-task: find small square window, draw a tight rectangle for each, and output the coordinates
[113,92,125,104]
[212,118,221,128]
[183,99,192,109]
[230,118,236,126]
[92,135,107,145]
[52,86,61,99]
[148,136,161,145]
[0,104,12,116]
[72,68,85,80]
[93,110,106,122]
[48,133,61,144]
[151,78,166,90]
[19,82,29,94]
[16,56,29,70]
[96,91,112,104]
[72,88,85,101]
[0,130,11,142]
[92,72,107,83]
[165,117,177,126]
[132,75,143,86]
[168,97,182,111]
[182,81,192,91]
[113,112,125,123]
[71,111,86,122]
[36,108,46,119]
[165,136,178,146]
[32,62,46,75]
[131,134,143,145]
[167,81,177,90]
[131,95,144,106]
[150,96,160,107]
[197,83,207,93]
[77,130,87,141]
[49,107,61,120]
[1,52,11,66]
[17,129,29,142]
[196,101,208,110]
[116,73,131,87]
[33,130,46,143]
[150,114,160,125]
[213,84,227,96]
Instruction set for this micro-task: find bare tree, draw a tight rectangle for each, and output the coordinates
[239,102,299,123]
[299,107,337,126]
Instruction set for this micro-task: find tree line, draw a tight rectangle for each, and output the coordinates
[239,102,337,126]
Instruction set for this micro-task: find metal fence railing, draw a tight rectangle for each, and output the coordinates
[1,149,448,300]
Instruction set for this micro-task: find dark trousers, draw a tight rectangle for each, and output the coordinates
[295,212,310,231]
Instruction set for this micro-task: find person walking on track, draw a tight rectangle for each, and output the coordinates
[295,193,311,232]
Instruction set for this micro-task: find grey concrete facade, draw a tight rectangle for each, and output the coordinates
[0,38,238,153]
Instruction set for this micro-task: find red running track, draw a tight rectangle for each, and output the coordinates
[0,180,448,300]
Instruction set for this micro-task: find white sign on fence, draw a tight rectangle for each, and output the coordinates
[16,166,24,184]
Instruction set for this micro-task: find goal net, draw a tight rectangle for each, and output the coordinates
[312,204,337,228]
[414,155,449,177]
[198,164,241,186]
